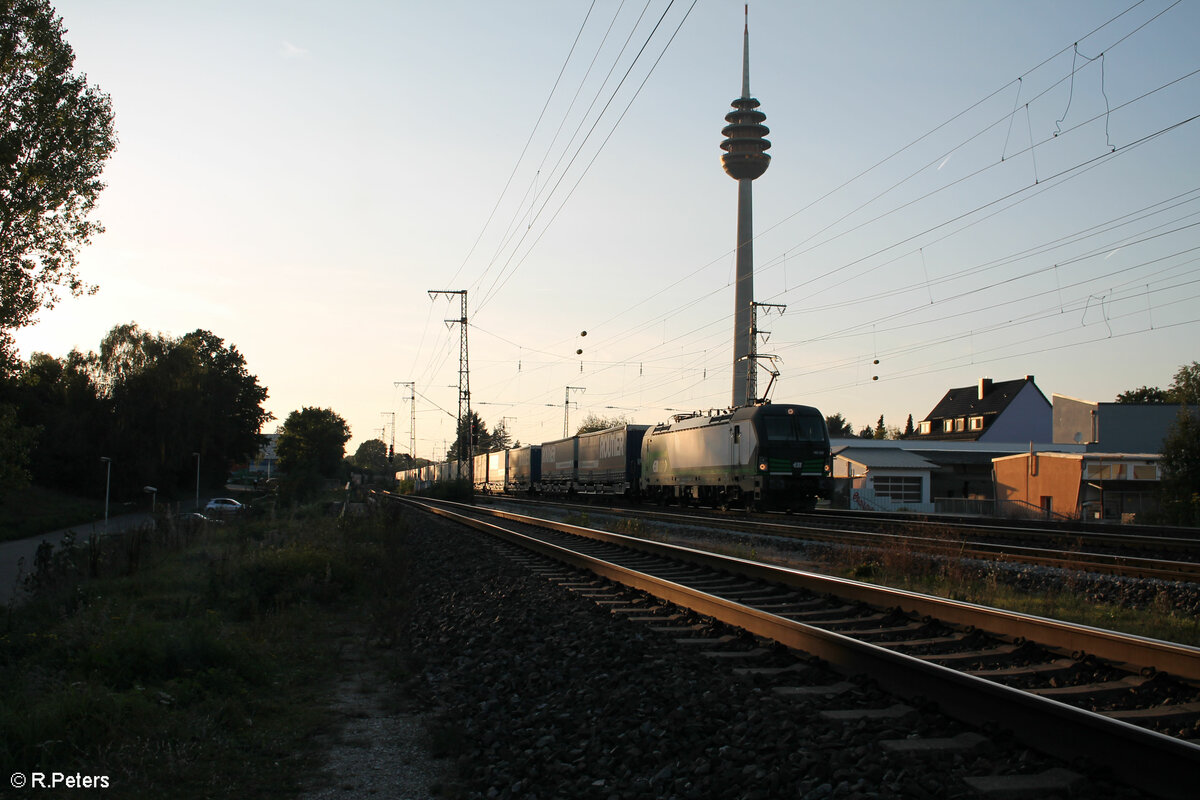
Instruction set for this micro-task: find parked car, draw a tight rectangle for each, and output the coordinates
[203,498,244,516]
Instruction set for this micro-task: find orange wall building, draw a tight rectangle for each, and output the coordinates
[992,452,1161,521]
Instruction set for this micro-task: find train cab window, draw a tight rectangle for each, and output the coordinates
[732,425,741,444]
[764,416,825,442]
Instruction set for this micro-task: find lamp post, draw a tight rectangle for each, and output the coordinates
[100,457,112,533]
[193,452,201,511]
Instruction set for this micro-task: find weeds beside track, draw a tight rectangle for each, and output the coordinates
[1,504,416,799]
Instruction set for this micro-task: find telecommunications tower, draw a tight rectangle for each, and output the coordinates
[721,5,771,407]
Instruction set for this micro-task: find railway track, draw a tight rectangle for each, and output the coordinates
[488,495,1200,582]
[391,493,1200,799]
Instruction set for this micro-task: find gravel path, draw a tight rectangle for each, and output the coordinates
[386,510,1151,800]
[299,632,451,800]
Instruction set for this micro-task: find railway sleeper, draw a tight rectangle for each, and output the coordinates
[1105,701,1200,724]
[879,731,988,755]
[701,647,774,661]
[819,703,916,721]
[962,768,1084,799]
[731,662,813,679]
[1029,674,1148,698]
[743,597,824,613]
[777,604,870,622]
[673,634,739,647]
[772,681,857,697]
[873,633,973,650]
[804,611,894,628]
[965,657,1079,679]
[830,621,929,637]
[914,644,1026,665]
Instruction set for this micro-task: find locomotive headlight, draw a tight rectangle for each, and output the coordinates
[758,461,767,471]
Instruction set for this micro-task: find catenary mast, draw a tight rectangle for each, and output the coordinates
[721,4,771,407]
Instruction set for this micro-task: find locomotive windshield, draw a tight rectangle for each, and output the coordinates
[763,415,826,443]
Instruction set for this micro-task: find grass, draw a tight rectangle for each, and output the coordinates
[0,498,417,798]
[0,485,109,542]
[826,540,1200,647]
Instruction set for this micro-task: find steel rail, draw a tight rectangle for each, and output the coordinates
[397,494,1200,800]
[489,496,1200,582]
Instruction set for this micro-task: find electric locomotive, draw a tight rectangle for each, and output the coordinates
[640,403,830,511]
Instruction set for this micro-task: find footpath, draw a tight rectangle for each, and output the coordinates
[0,511,154,603]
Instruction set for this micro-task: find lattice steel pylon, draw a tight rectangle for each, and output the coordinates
[747,300,785,404]
[428,289,471,481]
[395,381,416,463]
[564,386,586,437]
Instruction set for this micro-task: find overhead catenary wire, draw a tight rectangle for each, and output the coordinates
[407,1,1197,451]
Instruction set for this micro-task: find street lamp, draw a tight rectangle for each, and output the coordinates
[193,452,201,511]
[100,457,112,534]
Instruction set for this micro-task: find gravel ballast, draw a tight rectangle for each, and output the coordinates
[389,510,1151,800]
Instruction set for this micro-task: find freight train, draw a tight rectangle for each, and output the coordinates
[396,403,832,512]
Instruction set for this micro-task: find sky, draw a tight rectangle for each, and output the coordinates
[14,0,1200,461]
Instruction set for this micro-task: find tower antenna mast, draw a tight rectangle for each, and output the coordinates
[721,3,771,407]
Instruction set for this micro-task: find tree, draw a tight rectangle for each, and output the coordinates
[490,418,513,451]
[2,324,269,501]
[447,410,489,462]
[1115,386,1171,404]
[0,401,36,489]
[0,0,117,365]
[1115,363,1200,404]
[575,412,629,435]
[93,325,270,497]
[825,413,854,438]
[176,329,271,478]
[873,415,887,440]
[349,438,390,474]
[1170,361,1200,405]
[1160,407,1200,525]
[857,425,873,438]
[277,407,351,479]
[9,348,107,493]
[904,414,915,437]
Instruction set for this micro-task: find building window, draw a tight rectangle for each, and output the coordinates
[1086,463,1126,480]
[942,419,954,433]
[872,475,922,504]
[919,420,931,435]
[968,416,984,431]
[1132,465,1158,480]
[954,417,966,432]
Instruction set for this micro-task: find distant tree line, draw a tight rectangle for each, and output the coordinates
[0,324,270,504]
[824,412,914,440]
[1115,362,1200,406]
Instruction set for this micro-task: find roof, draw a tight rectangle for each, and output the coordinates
[834,446,937,470]
[994,451,1161,463]
[923,376,1038,421]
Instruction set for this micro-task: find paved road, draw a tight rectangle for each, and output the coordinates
[0,512,154,604]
